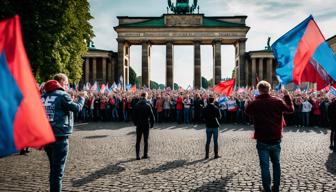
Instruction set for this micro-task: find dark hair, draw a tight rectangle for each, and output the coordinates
[140,92,148,98]
[208,96,215,103]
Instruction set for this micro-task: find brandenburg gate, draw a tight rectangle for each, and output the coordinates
[115,5,249,89]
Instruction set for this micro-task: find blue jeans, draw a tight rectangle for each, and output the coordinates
[302,112,310,126]
[256,140,281,192]
[206,127,219,145]
[176,110,182,123]
[112,108,119,121]
[45,138,69,192]
[184,108,190,124]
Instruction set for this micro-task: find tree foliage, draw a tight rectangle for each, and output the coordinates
[150,80,159,90]
[201,76,208,89]
[0,0,94,83]
[174,83,179,90]
[129,66,137,85]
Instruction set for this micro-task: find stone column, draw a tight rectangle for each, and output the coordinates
[85,58,90,83]
[259,58,263,81]
[251,58,256,86]
[213,40,221,85]
[92,57,97,81]
[238,40,246,86]
[117,40,129,88]
[107,57,112,83]
[111,57,116,83]
[102,57,107,83]
[267,58,273,84]
[194,41,201,89]
[142,41,151,88]
[245,58,249,86]
[166,42,174,88]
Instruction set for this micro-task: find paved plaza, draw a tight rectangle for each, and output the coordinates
[0,122,335,191]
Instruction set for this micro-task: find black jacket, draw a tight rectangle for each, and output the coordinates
[328,100,336,128]
[133,99,155,128]
[203,103,221,128]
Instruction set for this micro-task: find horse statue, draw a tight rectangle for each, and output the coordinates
[168,0,199,14]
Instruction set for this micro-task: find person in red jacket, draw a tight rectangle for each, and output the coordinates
[175,95,183,124]
[245,81,294,192]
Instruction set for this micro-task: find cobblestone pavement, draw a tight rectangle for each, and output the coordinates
[0,122,336,192]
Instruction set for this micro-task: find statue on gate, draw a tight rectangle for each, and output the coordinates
[167,0,199,14]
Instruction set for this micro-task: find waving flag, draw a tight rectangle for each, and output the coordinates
[328,84,336,97]
[0,16,55,157]
[213,79,235,96]
[100,84,106,94]
[130,85,137,93]
[272,15,336,90]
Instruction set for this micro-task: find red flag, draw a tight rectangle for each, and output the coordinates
[131,85,137,93]
[213,79,235,96]
[0,16,55,157]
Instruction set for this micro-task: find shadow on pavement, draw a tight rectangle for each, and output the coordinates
[139,159,206,175]
[325,153,336,175]
[190,173,235,191]
[72,159,135,187]
[74,122,329,135]
[83,135,109,139]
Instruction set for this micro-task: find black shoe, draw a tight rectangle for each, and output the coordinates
[136,156,141,160]
[329,145,334,150]
[142,156,149,159]
[214,155,221,159]
[205,144,210,159]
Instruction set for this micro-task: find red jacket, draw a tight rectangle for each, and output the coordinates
[245,94,294,142]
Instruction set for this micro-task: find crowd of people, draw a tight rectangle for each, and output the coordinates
[36,73,336,192]
[64,86,335,128]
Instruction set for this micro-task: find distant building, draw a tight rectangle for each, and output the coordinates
[82,48,118,84]
[327,35,336,52]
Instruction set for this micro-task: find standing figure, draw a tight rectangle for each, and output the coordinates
[42,73,85,192]
[245,81,294,192]
[328,97,336,152]
[203,95,222,159]
[133,92,155,160]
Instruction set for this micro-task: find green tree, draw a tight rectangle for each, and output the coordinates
[174,83,179,90]
[201,76,208,89]
[159,84,165,90]
[129,66,137,85]
[150,80,159,89]
[208,78,214,87]
[0,0,94,83]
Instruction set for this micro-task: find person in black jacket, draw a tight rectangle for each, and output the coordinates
[203,95,222,159]
[133,92,155,160]
[328,97,336,152]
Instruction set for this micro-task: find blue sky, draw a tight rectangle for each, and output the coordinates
[89,0,336,87]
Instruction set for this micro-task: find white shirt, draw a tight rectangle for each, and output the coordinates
[302,101,312,112]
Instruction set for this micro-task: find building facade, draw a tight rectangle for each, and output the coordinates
[82,48,118,84]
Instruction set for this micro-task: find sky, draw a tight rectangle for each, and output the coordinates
[88,0,336,88]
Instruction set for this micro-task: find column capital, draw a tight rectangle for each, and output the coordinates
[238,38,247,43]
[142,40,152,45]
[193,40,202,44]
[212,39,221,45]
[165,40,175,45]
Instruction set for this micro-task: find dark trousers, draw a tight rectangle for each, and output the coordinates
[136,127,149,158]
[256,140,281,192]
[45,137,69,192]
